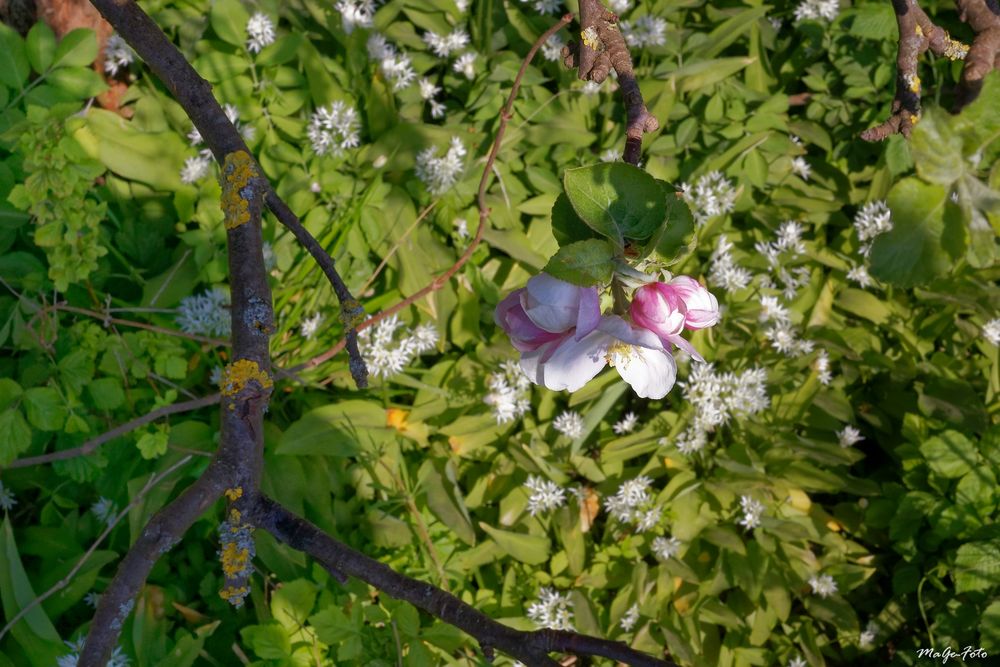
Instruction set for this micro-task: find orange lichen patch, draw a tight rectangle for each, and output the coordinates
[944,36,969,60]
[220,150,260,230]
[219,586,249,602]
[220,359,272,397]
[221,541,252,578]
[224,487,243,502]
[386,408,409,431]
[229,508,242,524]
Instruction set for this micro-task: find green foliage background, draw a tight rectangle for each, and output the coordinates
[0,0,999,665]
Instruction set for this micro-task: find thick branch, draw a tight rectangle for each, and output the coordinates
[953,0,1000,109]
[85,0,366,386]
[253,496,675,667]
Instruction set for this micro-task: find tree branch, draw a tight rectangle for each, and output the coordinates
[252,495,675,667]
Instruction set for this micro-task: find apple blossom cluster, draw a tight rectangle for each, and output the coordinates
[245,13,276,54]
[495,273,720,400]
[357,316,438,379]
[103,34,135,77]
[307,101,361,157]
[526,587,574,631]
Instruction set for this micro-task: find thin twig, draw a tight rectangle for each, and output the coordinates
[289,14,576,376]
[33,303,228,346]
[4,394,218,469]
[0,455,194,642]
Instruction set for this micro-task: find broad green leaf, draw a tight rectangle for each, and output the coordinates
[869,178,958,287]
[52,28,97,68]
[0,409,30,465]
[690,6,769,59]
[0,23,29,89]
[550,193,598,247]
[647,185,696,264]
[564,163,666,244]
[981,600,1000,652]
[836,288,892,325]
[658,57,756,93]
[310,607,358,645]
[58,349,93,395]
[920,430,978,479]
[271,579,317,632]
[210,0,252,47]
[277,401,395,456]
[917,377,988,432]
[0,378,22,411]
[478,522,550,564]
[954,540,1000,594]
[136,426,169,459]
[22,387,65,432]
[910,108,964,186]
[953,71,1000,157]
[849,2,898,40]
[542,238,615,286]
[240,622,291,659]
[418,460,475,545]
[256,34,303,66]
[25,23,56,74]
[88,377,125,411]
[152,625,219,667]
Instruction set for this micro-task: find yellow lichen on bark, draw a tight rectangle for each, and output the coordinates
[220,150,260,230]
[220,359,273,397]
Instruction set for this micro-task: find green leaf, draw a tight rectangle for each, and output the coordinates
[647,184,696,264]
[542,238,615,286]
[659,57,756,93]
[0,378,22,411]
[277,400,397,456]
[849,2,898,40]
[88,377,125,411]
[0,409,31,466]
[256,34,302,66]
[910,108,964,186]
[869,178,958,287]
[58,349,93,395]
[836,288,892,325]
[954,540,1000,594]
[981,600,1000,652]
[310,607,358,645]
[240,622,291,659]
[920,430,979,479]
[0,23,29,89]
[690,6,769,59]
[136,426,169,459]
[47,66,108,99]
[52,28,97,68]
[418,460,476,545]
[953,71,1000,157]
[563,163,667,244]
[211,0,252,47]
[478,522,550,564]
[25,23,56,74]
[271,579,316,632]
[549,193,598,247]
[22,387,66,432]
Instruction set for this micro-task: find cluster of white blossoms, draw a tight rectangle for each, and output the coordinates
[553,410,585,438]
[738,495,765,530]
[619,603,641,631]
[837,425,864,448]
[790,156,811,181]
[483,360,532,424]
[415,136,467,194]
[526,587,574,630]
[679,171,738,226]
[357,316,438,378]
[104,34,135,76]
[334,0,376,33]
[91,497,117,528]
[788,656,807,667]
[621,15,668,48]
[181,105,254,184]
[756,221,811,300]
[367,34,416,91]
[0,480,16,511]
[307,101,361,157]
[669,363,769,455]
[613,411,639,434]
[418,78,446,118]
[524,475,567,515]
[300,312,323,339]
[853,201,893,257]
[709,235,753,293]
[651,535,682,560]
[176,287,231,337]
[759,295,814,357]
[58,639,130,667]
[521,0,562,15]
[606,476,661,532]
[794,0,840,22]
[541,33,565,62]
[453,52,477,80]
[814,349,832,385]
[859,620,878,648]
[808,573,838,597]
[246,13,276,54]
[983,317,1000,346]
[608,0,634,13]
[423,28,470,58]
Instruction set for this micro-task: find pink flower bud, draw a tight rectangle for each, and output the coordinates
[666,276,720,330]
[494,289,563,352]
[630,283,687,340]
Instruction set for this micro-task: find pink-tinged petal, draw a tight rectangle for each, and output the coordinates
[496,289,563,351]
[630,283,687,339]
[535,329,610,392]
[668,276,720,329]
[610,345,677,399]
[575,287,601,340]
[598,315,664,350]
[665,333,705,363]
[494,290,524,328]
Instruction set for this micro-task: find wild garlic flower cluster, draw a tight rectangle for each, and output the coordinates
[853,200,893,258]
[307,101,361,157]
[755,221,809,299]
[103,34,135,77]
[738,495,765,530]
[422,28,470,58]
[790,156,811,180]
[300,312,323,339]
[651,535,682,560]
[526,587,574,630]
[367,34,416,91]
[808,573,839,597]
[606,476,662,532]
[613,411,639,434]
[759,295,814,358]
[608,0,634,14]
[246,13,276,54]
[668,363,769,455]
[983,317,1000,346]
[541,33,565,62]
[679,171,738,226]
[357,316,438,379]
[334,0,376,33]
[483,360,532,424]
[176,287,231,337]
[619,603,641,631]
[58,639,130,667]
[91,497,117,528]
[181,105,253,184]
[837,425,864,448]
[0,481,16,511]
[496,273,720,399]
[709,235,753,293]
[524,475,567,515]
[794,0,840,22]
[553,410,585,438]
[415,137,467,195]
[621,15,668,48]
[859,620,878,648]
[521,0,563,15]
[418,78,446,119]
